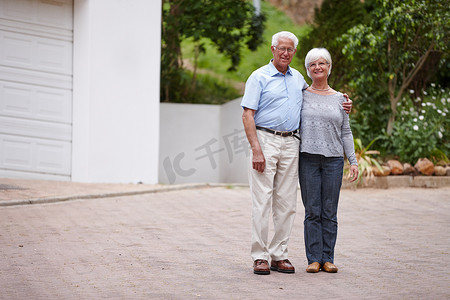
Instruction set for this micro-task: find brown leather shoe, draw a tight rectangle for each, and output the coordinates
[322,262,338,273]
[306,262,321,273]
[270,259,295,273]
[253,259,270,275]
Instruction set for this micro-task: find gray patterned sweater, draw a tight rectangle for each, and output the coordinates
[300,90,358,165]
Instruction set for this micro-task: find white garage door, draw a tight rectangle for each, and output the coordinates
[0,0,73,181]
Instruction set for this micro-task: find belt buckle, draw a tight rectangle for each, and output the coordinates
[276,130,289,137]
[273,129,296,137]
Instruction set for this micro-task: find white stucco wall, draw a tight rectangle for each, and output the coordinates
[219,99,249,184]
[159,99,249,184]
[72,0,160,183]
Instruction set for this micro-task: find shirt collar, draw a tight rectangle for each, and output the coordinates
[269,59,293,76]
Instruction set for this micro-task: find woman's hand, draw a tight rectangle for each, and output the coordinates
[349,165,359,182]
[342,93,353,114]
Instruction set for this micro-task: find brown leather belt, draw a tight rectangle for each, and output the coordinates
[256,126,299,137]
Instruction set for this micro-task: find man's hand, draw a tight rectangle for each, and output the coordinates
[242,107,266,173]
[342,93,353,114]
[252,148,266,173]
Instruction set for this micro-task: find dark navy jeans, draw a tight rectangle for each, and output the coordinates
[298,152,344,265]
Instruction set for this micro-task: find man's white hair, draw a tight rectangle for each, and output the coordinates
[304,48,332,79]
[272,31,299,48]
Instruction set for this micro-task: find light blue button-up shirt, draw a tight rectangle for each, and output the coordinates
[241,60,308,132]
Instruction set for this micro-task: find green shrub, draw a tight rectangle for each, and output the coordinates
[380,85,450,164]
[346,137,383,184]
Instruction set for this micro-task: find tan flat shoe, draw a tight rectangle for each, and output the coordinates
[306,262,321,273]
[322,262,338,273]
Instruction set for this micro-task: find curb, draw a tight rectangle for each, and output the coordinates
[0,183,217,207]
[1,178,448,207]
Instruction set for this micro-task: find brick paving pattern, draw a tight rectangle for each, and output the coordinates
[0,184,449,299]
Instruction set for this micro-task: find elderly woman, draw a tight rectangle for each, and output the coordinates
[299,48,358,273]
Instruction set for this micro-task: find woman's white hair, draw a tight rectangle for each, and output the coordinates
[272,31,298,48]
[305,48,332,79]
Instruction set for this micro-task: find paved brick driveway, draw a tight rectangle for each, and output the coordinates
[0,186,449,299]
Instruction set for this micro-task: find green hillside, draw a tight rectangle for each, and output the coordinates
[180,1,311,99]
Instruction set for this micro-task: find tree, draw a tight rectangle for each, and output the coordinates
[297,0,369,89]
[161,0,265,102]
[340,0,449,135]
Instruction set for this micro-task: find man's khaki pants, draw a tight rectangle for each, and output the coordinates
[250,130,299,262]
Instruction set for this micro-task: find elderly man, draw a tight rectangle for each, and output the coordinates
[241,31,351,275]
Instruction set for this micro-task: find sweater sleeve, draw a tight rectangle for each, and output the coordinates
[341,98,358,166]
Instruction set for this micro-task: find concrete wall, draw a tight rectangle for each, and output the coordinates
[219,99,249,184]
[159,98,249,184]
[72,0,160,183]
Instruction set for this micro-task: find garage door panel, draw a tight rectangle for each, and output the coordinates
[0,0,73,180]
[36,140,71,173]
[37,0,72,29]
[0,134,71,175]
[0,81,72,122]
[36,89,71,121]
[1,32,33,68]
[0,116,72,141]
[1,82,32,115]
[0,30,72,75]
[0,0,72,30]
[0,19,73,41]
[36,39,72,73]
[2,137,31,168]
[0,0,35,21]
[0,66,72,89]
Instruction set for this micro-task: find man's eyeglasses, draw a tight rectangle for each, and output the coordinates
[275,47,295,54]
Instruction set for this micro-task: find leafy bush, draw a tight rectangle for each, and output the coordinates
[344,137,383,184]
[379,86,450,164]
[349,89,390,148]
